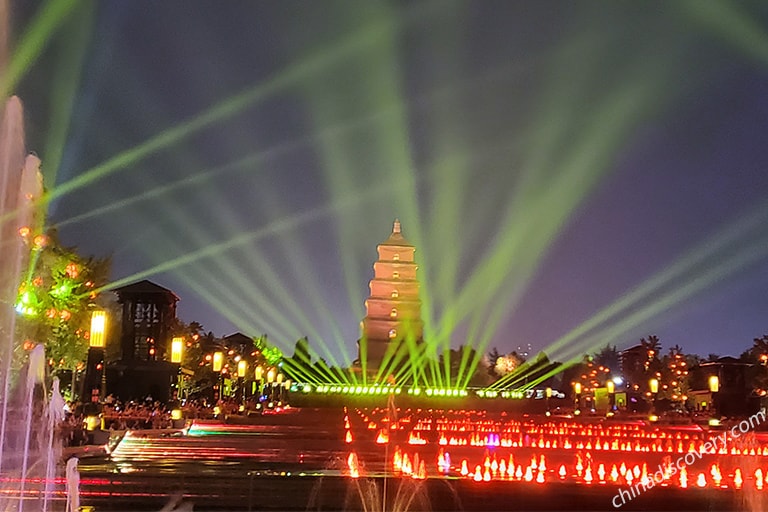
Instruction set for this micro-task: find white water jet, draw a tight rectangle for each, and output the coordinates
[64,457,79,512]
[1,4,58,510]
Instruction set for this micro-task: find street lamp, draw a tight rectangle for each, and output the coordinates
[236,360,247,409]
[606,380,615,413]
[649,378,659,416]
[573,382,582,415]
[171,336,184,401]
[213,351,224,401]
[709,375,720,416]
[83,311,107,405]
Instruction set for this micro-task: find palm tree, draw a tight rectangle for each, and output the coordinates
[593,344,620,371]
[640,335,662,355]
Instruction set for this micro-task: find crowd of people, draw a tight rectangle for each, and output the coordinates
[59,397,245,447]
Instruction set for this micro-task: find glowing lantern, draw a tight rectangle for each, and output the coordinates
[649,378,659,394]
[171,337,183,363]
[89,311,107,348]
[708,375,719,393]
[267,369,276,383]
[237,360,247,378]
[213,352,223,372]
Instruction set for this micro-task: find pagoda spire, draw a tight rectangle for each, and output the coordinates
[393,218,401,234]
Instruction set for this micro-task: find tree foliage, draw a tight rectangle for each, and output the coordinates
[14,229,111,372]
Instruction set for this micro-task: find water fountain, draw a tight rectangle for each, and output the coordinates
[0,2,63,510]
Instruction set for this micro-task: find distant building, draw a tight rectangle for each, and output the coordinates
[357,219,424,373]
[620,344,645,378]
[698,356,758,417]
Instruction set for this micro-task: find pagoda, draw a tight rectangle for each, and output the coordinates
[357,219,423,372]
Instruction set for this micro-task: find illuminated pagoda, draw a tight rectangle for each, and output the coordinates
[357,219,424,374]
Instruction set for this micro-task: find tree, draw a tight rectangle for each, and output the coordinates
[486,347,501,379]
[640,335,661,357]
[14,229,110,376]
[494,352,523,377]
[592,344,620,372]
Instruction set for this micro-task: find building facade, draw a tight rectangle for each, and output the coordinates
[357,219,423,373]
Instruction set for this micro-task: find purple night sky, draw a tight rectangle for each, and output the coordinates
[10,1,768,363]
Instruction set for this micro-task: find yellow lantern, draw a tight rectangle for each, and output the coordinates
[89,310,107,348]
[255,366,263,381]
[649,378,659,394]
[213,351,223,372]
[573,382,582,395]
[709,375,719,393]
[171,337,184,363]
[237,360,247,378]
[606,380,615,394]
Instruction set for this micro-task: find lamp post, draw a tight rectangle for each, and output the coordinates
[545,387,552,415]
[709,375,720,417]
[606,380,615,413]
[573,382,582,415]
[171,336,183,400]
[266,369,276,408]
[213,351,223,401]
[649,378,659,416]
[237,360,247,410]
[82,311,107,414]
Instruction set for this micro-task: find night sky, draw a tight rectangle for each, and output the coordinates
[9,1,768,364]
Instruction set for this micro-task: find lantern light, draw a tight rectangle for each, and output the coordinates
[237,360,247,378]
[255,366,263,381]
[709,375,719,393]
[89,311,107,348]
[649,378,659,394]
[171,337,184,363]
[213,351,224,372]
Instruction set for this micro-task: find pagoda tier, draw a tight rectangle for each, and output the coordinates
[357,219,424,372]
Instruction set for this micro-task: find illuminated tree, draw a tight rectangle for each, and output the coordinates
[14,229,110,375]
[658,344,691,405]
[494,352,523,377]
